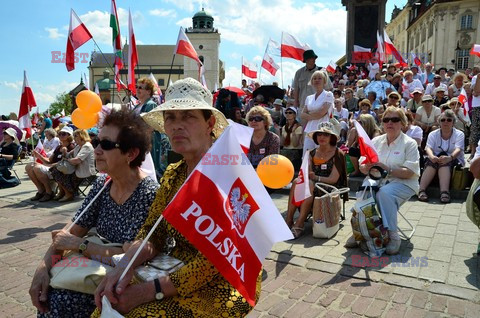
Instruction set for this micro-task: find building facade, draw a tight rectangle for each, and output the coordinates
[386,0,480,70]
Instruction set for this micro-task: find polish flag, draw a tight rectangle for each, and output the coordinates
[66,9,92,72]
[175,27,202,65]
[160,125,293,305]
[326,60,337,74]
[31,107,40,127]
[376,31,385,68]
[128,9,138,95]
[242,57,257,79]
[281,32,311,62]
[148,72,162,97]
[228,119,253,154]
[111,0,124,92]
[261,52,279,76]
[383,29,407,67]
[18,71,37,131]
[34,139,48,163]
[83,73,89,90]
[352,45,372,63]
[292,154,311,207]
[411,53,422,66]
[470,44,480,58]
[94,83,100,96]
[200,65,208,89]
[458,87,470,117]
[353,120,379,164]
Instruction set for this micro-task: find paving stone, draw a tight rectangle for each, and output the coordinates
[431,233,455,248]
[452,242,477,258]
[306,260,342,274]
[428,282,479,302]
[339,293,356,309]
[419,259,448,283]
[289,284,314,300]
[415,226,436,238]
[283,301,312,318]
[268,298,296,317]
[392,287,412,304]
[435,223,458,235]
[455,231,480,244]
[323,310,343,318]
[410,290,430,308]
[359,282,381,298]
[438,215,459,225]
[446,271,478,290]
[426,245,452,263]
[300,306,326,318]
[428,294,448,312]
[447,298,466,317]
[384,303,407,318]
[449,255,474,275]
[383,274,427,290]
[364,299,387,318]
[418,217,439,227]
[458,221,479,233]
[406,306,427,317]
[409,236,432,250]
[303,286,326,303]
[350,296,373,316]
[319,290,342,307]
[464,302,480,318]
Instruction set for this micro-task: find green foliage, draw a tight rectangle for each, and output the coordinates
[49,92,72,116]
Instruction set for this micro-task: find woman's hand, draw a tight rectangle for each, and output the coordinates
[29,263,50,313]
[300,112,311,122]
[60,147,67,156]
[51,230,83,251]
[429,156,439,163]
[94,265,135,310]
[438,155,452,165]
[308,171,316,181]
[111,283,154,314]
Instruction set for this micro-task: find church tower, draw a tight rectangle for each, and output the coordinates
[185,8,223,90]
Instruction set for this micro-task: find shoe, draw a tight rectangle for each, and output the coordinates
[290,226,305,240]
[39,193,54,202]
[30,192,44,201]
[344,236,359,248]
[417,190,428,202]
[54,192,65,201]
[58,195,74,202]
[386,238,401,255]
[440,191,451,204]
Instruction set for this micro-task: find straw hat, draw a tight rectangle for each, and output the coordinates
[307,121,339,145]
[141,78,229,137]
[4,128,19,145]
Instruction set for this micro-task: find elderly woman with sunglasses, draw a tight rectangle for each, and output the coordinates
[280,106,303,171]
[415,94,441,148]
[30,109,159,318]
[246,106,280,169]
[418,110,464,203]
[355,107,420,255]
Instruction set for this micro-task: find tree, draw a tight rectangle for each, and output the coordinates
[49,92,73,116]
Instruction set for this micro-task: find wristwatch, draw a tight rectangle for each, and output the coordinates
[78,240,89,255]
[154,278,164,300]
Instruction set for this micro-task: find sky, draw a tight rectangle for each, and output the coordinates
[0,0,406,116]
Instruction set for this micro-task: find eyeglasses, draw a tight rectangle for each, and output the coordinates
[58,132,69,136]
[382,117,401,123]
[422,100,433,103]
[135,85,146,90]
[440,118,453,123]
[248,116,264,122]
[315,132,331,137]
[389,95,399,100]
[285,111,295,115]
[91,138,121,151]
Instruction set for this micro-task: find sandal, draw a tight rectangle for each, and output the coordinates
[39,192,54,202]
[418,190,428,202]
[440,191,451,204]
[290,227,304,240]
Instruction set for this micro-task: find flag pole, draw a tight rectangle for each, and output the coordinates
[241,57,244,84]
[280,56,284,89]
[166,54,176,90]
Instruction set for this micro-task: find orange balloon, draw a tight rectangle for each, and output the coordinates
[76,90,102,114]
[71,108,99,129]
[256,155,294,189]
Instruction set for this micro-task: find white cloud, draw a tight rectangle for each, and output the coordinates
[150,9,177,18]
[2,81,22,90]
[164,0,203,12]
[45,27,66,39]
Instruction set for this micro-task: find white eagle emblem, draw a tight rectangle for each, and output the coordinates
[230,187,251,227]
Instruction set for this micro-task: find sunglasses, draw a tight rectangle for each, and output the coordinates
[422,100,433,103]
[440,118,453,122]
[389,95,399,100]
[285,111,295,115]
[248,116,264,122]
[382,117,401,123]
[58,132,69,136]
[135,85,146,90]
[315,132,331,137]
[91,138,121,151]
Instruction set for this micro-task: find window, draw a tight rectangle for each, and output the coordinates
[421,28,426,42]
[461,15,473,29]
[397,24,401,34]
[158,79,165,86]
[428,21,433,37]
[456,49,469,70]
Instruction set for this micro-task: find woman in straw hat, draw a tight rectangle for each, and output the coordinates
[93,78,261,317]
[285,121,347,239]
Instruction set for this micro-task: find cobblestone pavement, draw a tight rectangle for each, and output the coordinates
[0,163,479,317]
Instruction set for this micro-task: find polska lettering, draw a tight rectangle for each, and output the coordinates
[181,201,245,281]
[51,51,89,63]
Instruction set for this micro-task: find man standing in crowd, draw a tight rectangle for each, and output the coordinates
[292,49,321,117]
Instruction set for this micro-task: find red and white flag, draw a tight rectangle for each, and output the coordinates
[470,44,480,58]
[353,120,379,164]
[228,119,253,154]
[200,65,208,89]
[292,154,311,207]
[128,9,138,95]
[110,0,126,92]
[281,32,310,62]
[34,139,48,163]
[148,72,162,97]
[411,52,422,66]
[175,27,202,66]
[458,87,470,117]
[261,52,279,76]
[161,125,293,305]
[18,71,37,130]
[242,57,257,79]
[326,60,337,74]
[83,73,89,90]
[66,9,92,72]
[383,29,407,67]
[352,45,372,63]
[376,30,385,68]
[32,107,40,127]
[94,83,100,96]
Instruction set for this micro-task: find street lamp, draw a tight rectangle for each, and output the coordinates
[452,41,461,69]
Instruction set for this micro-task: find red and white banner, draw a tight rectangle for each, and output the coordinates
[228,119,253,154]
[66,9,92,72]
[35,139,47,163]
[261,52,279,76]
[459,87,470,118]
[292,154,311,207]
[83,73,89,90]
[175,27,202,66]
[352,45,372,63]
[353,120,379,164]
[376,31,385,67]
[383,29,407,67]
[326,60,337,74]
[470,44,480,58]
[149,72,162,97]
[94,83,100,96]
[111,0,124,92]
[18,70,37,130]
[162,125,293,305]
[242,57,258,79]
[411,52,422,66]
[281,32,310,62]
[128,9,138,95]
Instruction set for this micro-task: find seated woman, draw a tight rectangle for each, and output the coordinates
[353,99,377,120]
[415,94,441,149]
[93,78,260,317]
[29,108,159,318]
[0,128,20,178]
[280,106,303,171]
[352,107,420,255]
[285,122,347,239]
[246,106,280,169]
[50,129,96,202]
[26,126,75,202]
[42,128,60,158]
[447,97,470,133]
[333,97,349,144]
[418,110,464,203]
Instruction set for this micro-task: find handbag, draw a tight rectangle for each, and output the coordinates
[312,183,348,239]
[49,235,122,294]
[451,165,472,191]
[56,157,76,174]
[350,186,389,258]
[111,253,184,282]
